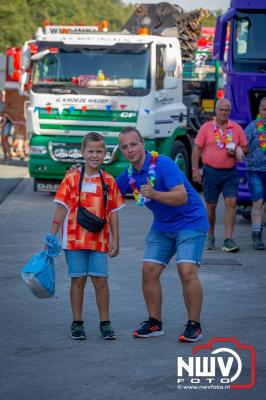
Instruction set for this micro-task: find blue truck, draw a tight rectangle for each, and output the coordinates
[213,0,266,218]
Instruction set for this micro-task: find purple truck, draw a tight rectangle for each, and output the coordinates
[213,0,266,218]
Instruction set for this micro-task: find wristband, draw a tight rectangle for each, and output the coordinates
[52,220,59,225]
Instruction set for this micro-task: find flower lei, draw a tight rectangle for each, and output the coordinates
[256,115,266,152]
[213,121,233,149]
[128,151,158,206]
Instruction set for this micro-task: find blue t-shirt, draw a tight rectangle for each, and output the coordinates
[116,152,209,233]
[245,120,266,172]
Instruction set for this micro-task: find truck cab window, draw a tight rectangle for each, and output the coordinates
[233,12,266,72]
[235,18,249,55]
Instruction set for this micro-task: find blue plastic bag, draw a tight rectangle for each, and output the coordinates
[21,251,55,298]
[44,234,61,257]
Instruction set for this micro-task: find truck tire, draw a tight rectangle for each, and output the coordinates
[171,141,190,177]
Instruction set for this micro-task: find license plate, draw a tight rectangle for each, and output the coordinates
[35,181,60,192]
[202,99,215,112]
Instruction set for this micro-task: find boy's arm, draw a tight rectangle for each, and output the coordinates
[50,204,68,235]
[109,211,119,257]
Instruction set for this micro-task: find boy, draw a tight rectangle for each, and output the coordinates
[50,132,125,340]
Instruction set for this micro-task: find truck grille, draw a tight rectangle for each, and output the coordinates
[48,142,118,164]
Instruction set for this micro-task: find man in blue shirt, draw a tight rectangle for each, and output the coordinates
[117,126,208,342]
[245,97,266,250]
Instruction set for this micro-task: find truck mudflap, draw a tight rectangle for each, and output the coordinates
[34,179,61,193]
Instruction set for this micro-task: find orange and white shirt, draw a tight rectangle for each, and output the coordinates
[54,170,125,252]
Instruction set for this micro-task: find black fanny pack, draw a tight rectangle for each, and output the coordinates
[77,166,108,233]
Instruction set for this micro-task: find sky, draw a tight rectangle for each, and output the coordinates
[123,0,230,12]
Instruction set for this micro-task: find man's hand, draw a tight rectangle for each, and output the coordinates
[140,180,155,199]
[192,168,202,183]
[109,240,119,257]
[235,146,245,161]
[226,148,236,157]
[65,163,81,175]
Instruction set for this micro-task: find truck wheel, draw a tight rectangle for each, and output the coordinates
[171,141,190,177]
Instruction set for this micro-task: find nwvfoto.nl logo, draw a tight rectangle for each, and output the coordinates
[177,337,256,390]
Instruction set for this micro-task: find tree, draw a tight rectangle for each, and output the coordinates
[0,0,134,51]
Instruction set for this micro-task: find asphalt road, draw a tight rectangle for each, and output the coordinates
[0,168,265,400]
[0,158,28,204]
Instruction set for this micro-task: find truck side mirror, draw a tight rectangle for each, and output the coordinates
[213,17,222,59]
[213,8,236,63]
[5,48,21,82]
[213,16,229,63]
[164,76,178,89]
[18,41,34,96]
[163,46,177,73]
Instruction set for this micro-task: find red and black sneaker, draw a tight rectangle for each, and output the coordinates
[133,318,165,338]
[178,320,202,343]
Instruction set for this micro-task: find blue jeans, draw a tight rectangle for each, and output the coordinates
[64,250,108,277]
[143,229,207,266]
[247,171,266,201]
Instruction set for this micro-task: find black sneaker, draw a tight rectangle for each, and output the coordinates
[178,320,202,343]
[70,321,86,340]
[252,230,265,250]
[133,318,165,338]
[222,238,239,252]
[100,321,117,340]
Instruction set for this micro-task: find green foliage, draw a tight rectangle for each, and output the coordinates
[0,1,222,52]
[202,10,223,27]
[0,0,134,51]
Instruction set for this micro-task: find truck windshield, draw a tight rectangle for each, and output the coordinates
[232,11,266,72]
[32,43,151,96]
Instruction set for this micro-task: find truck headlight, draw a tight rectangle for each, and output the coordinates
[30,146,47,155]
[68,149,82,159]
[54,148,68,158]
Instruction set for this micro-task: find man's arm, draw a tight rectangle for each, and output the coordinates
[140,182,187,206]
[191,144,203,183]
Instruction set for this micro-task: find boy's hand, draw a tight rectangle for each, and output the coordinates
[65,163,81,175]
[109,240,119,257]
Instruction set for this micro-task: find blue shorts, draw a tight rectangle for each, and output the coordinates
[143,229,207,267]
[64,250,108,278]
[1,122,12,137]
[247,171,266,201]
[202,165,238,203]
